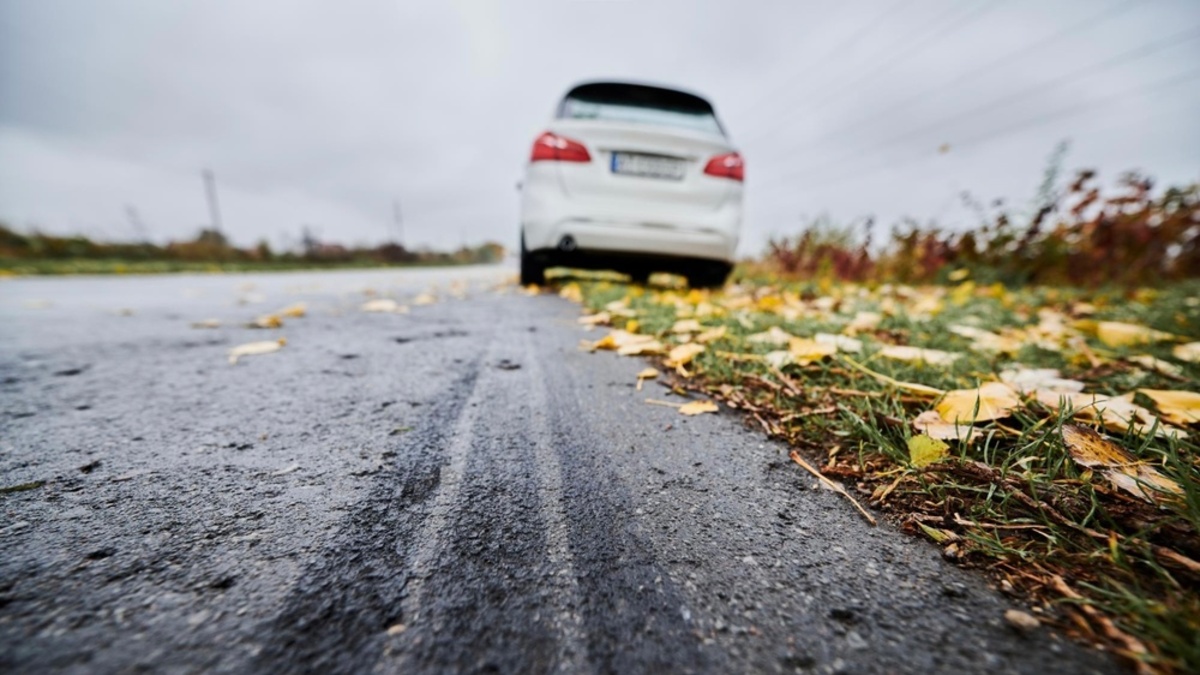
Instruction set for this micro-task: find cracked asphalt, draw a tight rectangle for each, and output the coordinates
[0,266,1118,674]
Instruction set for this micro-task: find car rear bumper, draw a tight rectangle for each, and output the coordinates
[520,166,741,263]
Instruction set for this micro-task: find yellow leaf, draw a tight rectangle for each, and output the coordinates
[678,400,718,416]
[618,340,665,356]
[625,320,640,333]
[1173,341,1200,363]
[1061,424,1182,503]
[787,337,837,365]
[949,281,975,306]
[671,319,702,334]
[412,293,437,306]
[908,434,949,467]
[577,311,611,327]
[947,268,970,282]
[912,410,980,443]
[558,283,582,303]
[278,302,307,318]
[635,367,659,391]
[878,345,962,366]
[1036,391,1185,439]
[746,326,794,346]
[935,382,1020,423]
[1137,389,1200,426]
[948,324,1022,354]
[1093,321,1176,348]
[250,314,283,329]
[695,325,727,343]
[228,338,286,365]
[586,330,655,352]
[665,342,705,368]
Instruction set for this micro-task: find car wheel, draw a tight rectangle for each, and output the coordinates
[688,263,732,289]
[519,235,546,286]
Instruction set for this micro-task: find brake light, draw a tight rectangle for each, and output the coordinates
[530,131,591,163]
[704,152,744,181]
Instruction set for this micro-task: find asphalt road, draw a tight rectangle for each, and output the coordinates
[0,265,1118,674]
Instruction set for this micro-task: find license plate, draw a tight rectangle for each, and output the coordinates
[610,152,686,180]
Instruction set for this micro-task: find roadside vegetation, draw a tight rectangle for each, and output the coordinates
[0,223,505,275]
[546,169,1200,673]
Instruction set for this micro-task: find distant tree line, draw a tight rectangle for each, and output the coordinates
[0,224,505,268]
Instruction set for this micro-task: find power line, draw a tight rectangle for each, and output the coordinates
[730,0,914,126]
[757,65,1200,197]
[753,25,1200,191]
[748,0,1142,156]
[740,0,999,145]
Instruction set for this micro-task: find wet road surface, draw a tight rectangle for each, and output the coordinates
[0,266,1117,673]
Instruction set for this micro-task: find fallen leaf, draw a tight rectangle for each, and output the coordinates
[1137,389,1200,426]
[746,326,795,346]
[1127,355,1183,378]
[787,337,837,364]
[999,367,1085,395]
[665,343,705,368]
[678,400,718,416]
[671,319,703,334]
[635,367,659,391]
[558,283,582,303]
[618,340,665,356]
[578,311,611,327]
[815,332,863,353]
[878,345,962,366]
[249,314,283,329]
[1092,321,1177,348]
[586,330,656,352]
[412,293,436,306]
[1036,391,1184,438]
[228,338,286,365]
[361,298,408,313]
[1061,424,1182,503]
[695,325,728,343]
[1173,341,1200,363]
[912,410,980,442]
[948,324,1022,353]
[936,382,1021,423]
[908,434,949,467]
[844,311,882,334]
[278,302,307,318]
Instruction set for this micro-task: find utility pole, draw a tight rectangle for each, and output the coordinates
[202,169,223,234]
[392,198,404,247]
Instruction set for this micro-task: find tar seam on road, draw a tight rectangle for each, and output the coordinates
[379,313,510,670]
[520,330,592,674]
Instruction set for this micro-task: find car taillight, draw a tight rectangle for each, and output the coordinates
[530,131,591,163]
[704,152,744,181]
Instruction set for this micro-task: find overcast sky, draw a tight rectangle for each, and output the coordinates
[1,0,1197,255]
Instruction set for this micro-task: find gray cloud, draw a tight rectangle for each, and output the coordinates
[1,0,1197,254]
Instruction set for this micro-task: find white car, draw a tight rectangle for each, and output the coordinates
[519,81,743,287]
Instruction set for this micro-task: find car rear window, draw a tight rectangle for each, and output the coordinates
[558,82,724,136]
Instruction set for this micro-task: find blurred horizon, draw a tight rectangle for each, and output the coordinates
[1,0,1197,255]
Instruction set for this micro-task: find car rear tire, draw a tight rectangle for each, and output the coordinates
[519,236,546,286]
[688,263,732,289]
[627,269,651,285]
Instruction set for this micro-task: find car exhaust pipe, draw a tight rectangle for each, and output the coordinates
[558,235,577,252]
